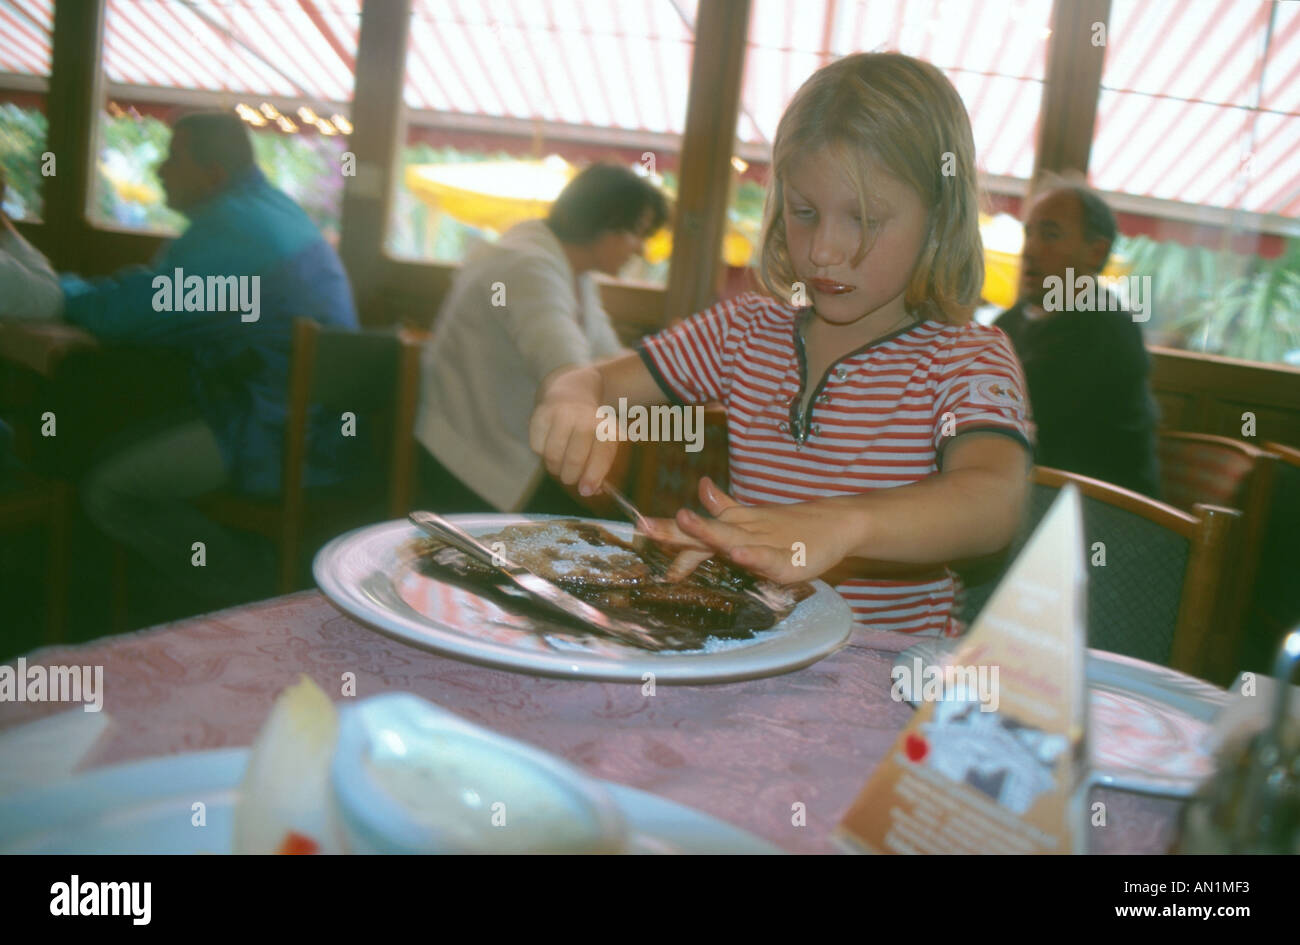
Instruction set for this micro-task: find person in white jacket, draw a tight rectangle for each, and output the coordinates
[414,163,668,514]
[0,171,62,322]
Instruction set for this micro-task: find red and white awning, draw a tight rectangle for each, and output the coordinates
[0,0,1295,216]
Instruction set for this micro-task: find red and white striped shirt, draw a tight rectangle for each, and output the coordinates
[637,292,1033,636]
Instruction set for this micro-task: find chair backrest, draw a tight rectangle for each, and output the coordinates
[630,404,729,518]
[958,466,1238,679]
[1157,432,1262,511]
[283,318,421,519]
[1156,431,1278,653]
[1242,441,1300,672]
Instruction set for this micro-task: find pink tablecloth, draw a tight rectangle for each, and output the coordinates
[0,590,1184,853]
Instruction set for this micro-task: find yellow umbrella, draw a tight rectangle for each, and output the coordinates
[644,227,672,264]
[406,157,755,265]
[980,213,1024,310]
[405,156,576,233]
[643,226,753,267]
[979,212,1131,309]
[99,161,163,206]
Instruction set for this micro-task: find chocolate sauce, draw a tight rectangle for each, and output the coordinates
[410,520,811,651]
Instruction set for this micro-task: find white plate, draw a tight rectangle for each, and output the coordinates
[0,749,782,854]
[1085,649,1225,796]
[313,515,853,684]
[892,643,1228,798]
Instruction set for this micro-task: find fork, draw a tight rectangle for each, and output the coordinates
[601,481,654,536]
[602,482,800,612]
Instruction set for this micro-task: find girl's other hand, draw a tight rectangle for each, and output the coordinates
[633,515,714,582]
[660,476,857,585]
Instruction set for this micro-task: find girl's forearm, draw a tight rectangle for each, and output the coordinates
[537,362,603,406]
[828,467,1027,564]
[539,352,668,408]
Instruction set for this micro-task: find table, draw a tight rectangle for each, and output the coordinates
[0,321,98,377]
[0,590,1186,853]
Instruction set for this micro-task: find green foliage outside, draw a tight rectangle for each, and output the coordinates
[386,143,509,263]
[730,178,766,241]
[250,128,345,240]
[94,111,186,232]
[0,103,48,219]
[91,110,344,239]
[1117,233,1300,366]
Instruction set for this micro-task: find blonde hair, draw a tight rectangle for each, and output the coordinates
[757,53,983,324]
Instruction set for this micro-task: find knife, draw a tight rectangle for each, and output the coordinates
[408,511,667,652]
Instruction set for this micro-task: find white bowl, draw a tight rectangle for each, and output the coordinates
[330,694,626,853]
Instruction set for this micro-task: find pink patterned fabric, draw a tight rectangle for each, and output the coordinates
[0,590,1182,853]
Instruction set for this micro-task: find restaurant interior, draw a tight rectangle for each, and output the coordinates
[0,0,1297,859]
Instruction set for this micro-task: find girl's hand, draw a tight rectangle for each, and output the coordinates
[649,476,858,584]
[528,366,618,496]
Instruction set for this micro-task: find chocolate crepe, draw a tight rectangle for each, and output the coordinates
[412,519,814,651]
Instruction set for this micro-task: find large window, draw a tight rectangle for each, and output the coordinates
[0,0,54,220]
[386,0,695,285]
[1090,0,1300,366]
[91,0,360,239]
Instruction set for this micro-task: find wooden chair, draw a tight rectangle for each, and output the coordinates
[0,472,70,644]
[1157,432,1275,512]
[629,404,729,518]
[1156,431,1279,654]
[195,318,421,594]
[1239,441,1300,673]
[957,466,1239,682]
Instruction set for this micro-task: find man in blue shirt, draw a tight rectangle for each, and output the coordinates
[59,111,358,604]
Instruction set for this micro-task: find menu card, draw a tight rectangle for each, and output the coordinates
[837,485,1089,854]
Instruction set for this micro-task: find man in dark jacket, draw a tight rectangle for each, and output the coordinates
[995,183,1161,498]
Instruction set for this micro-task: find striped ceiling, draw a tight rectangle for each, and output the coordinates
[0,0,1295,215]
[742,0,1053,180]
[0,0,53,75]
[1092,0,1299,218]
[402,0,697,136]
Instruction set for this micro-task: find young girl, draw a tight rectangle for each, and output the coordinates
[529,53,1032,637]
